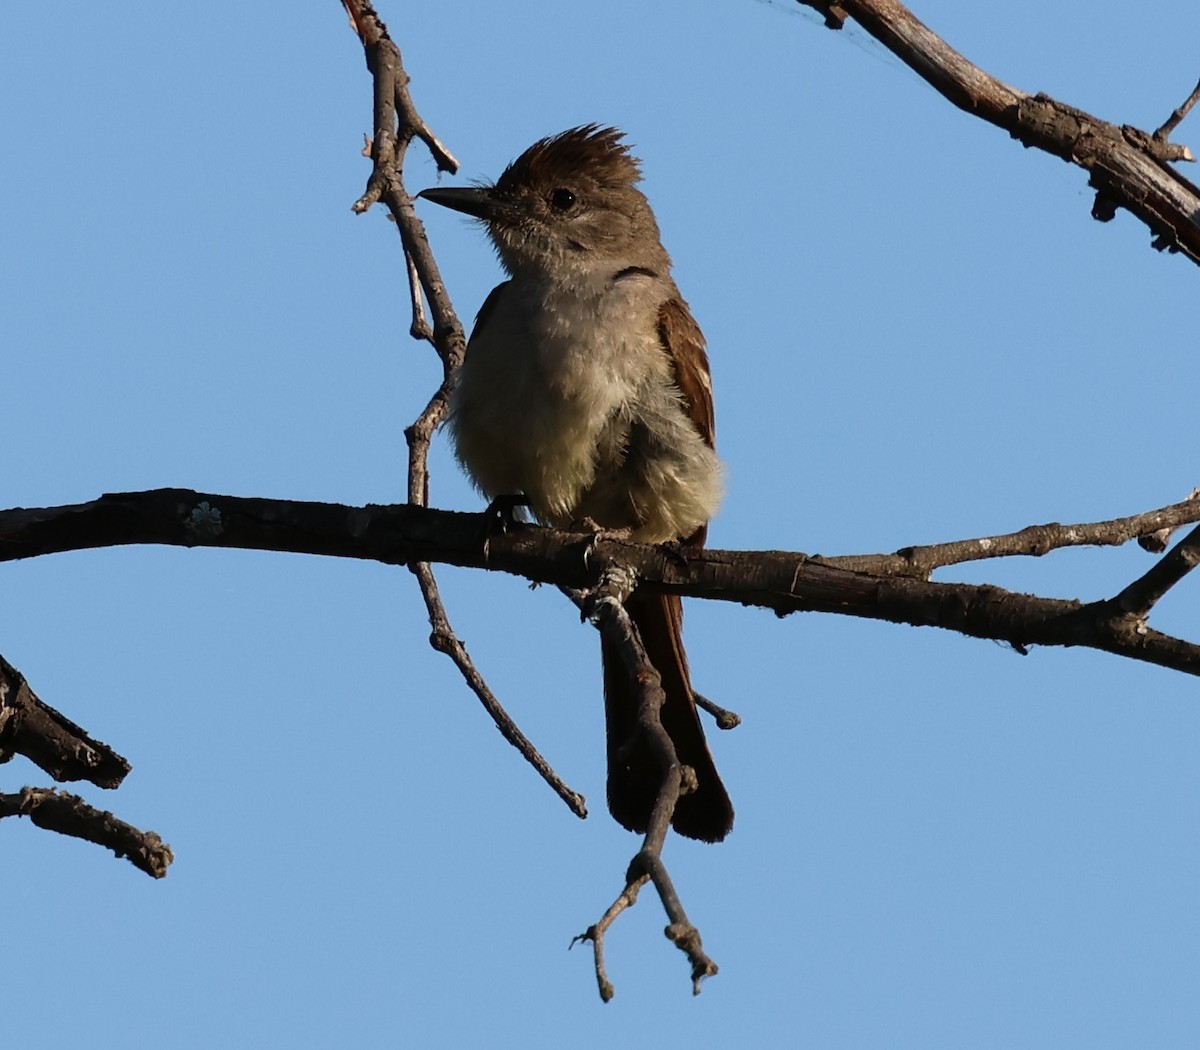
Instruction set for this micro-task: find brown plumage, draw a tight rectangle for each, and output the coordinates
[494,125,641,198]
[420,126,734,842]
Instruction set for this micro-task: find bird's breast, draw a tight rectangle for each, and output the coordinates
[449,279,661,524]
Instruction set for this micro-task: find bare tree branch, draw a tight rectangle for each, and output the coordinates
[0,787,172,879]
[342,0,458,218]
[411,561,586,818]
[338,1,586,818]
[342,0,464,373]
[693,692,741,730]
[14,481,1194,990]
[0,653,130,788]
[1110,523,1200,619]
[4,488,1198,673]
[798,0,1200,262]
[8,0,1195,1000]
[571,873,649,1003]
[822,494,1200,578]
[564,567,718,1000]
[1155,76,1200,145]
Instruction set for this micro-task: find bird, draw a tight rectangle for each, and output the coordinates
[419,125,733,842]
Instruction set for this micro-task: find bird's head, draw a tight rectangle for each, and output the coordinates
[419,125,668,279]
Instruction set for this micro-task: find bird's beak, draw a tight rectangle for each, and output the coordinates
[417,186,501,221]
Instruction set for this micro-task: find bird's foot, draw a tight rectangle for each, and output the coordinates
[570,518,636,572]
[480,494,531,559]
[483,494,530,533]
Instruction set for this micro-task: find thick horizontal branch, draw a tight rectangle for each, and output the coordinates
[2,489,1198,676]
[800,0,1200,263]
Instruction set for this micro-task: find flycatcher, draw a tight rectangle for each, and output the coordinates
[420,125,733,842]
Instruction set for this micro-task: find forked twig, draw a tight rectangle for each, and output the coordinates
[564,568,719,999]
[342,0,583,816]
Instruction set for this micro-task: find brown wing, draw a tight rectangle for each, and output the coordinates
[467,280,512,352]
[605,295,733,842]
[657,295,714,451]
[657,295,715,547]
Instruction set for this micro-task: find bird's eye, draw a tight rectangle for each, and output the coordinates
[549,188,576,211]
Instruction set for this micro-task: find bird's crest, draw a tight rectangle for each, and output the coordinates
[494,125,641,196]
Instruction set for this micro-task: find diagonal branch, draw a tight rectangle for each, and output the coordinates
[1110,523,1200,619]
[0,787,172,878]
[0,653,131,787]
[798,0,1200,262]
[1155,76,1200,144]
[340,1,583,814]
[412,561,586,817]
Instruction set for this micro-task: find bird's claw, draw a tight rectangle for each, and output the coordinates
[481,494,531,559]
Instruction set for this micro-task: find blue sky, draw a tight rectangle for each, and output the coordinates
[3,2,1199,1046]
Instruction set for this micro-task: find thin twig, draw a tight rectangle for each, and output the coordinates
[343,1,457,212]
[694,691,741,730]
[409,562,586,818]
[571,873,649,1003]
[566,567,719,998]
[342,0,464,373]
[406,249,432,341]
[341,1,583,816]
[639,850,718,996]
[1155,76,1200,146]
[821,494,1200,578]
[404,384,451,510]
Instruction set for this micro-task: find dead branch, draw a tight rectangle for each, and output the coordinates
[693,692,742,730]
[1155,76,1200,144]
[564,567,718,1000]
[339,1,585,823]
[0,653,131,787]
[1110,523,1200,619]
[798,0,1200,262]
[571,873,650,1003]
[5,487,1199,670]
[822,493,1200,578]
[15,484,1195,991]
[0,656,158,874]
[6,0,1196,1001]
[412,560,586,818]
[0,786,172,878]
